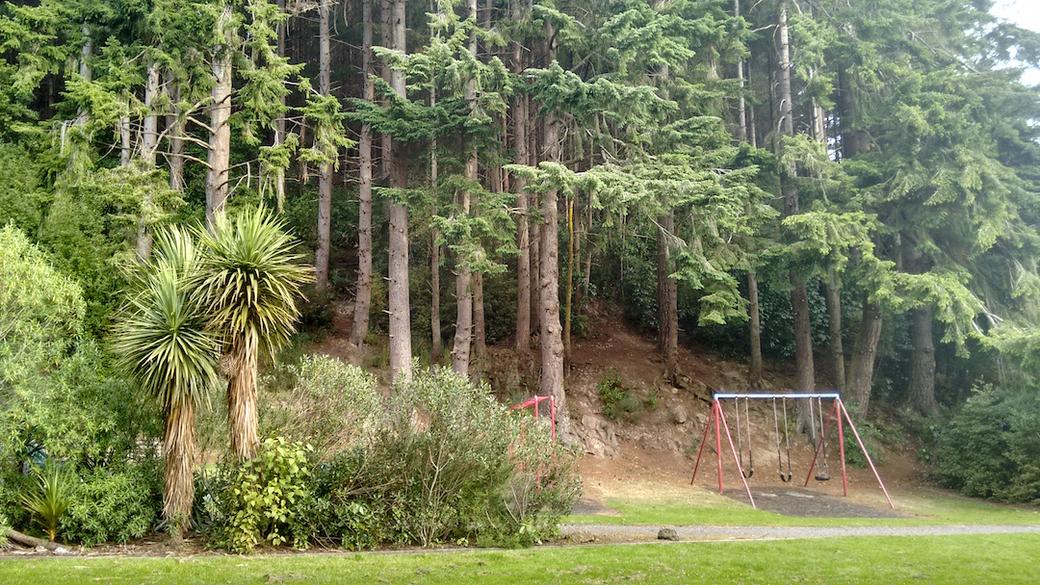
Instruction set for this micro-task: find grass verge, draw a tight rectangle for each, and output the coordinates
[3,534,1039,584]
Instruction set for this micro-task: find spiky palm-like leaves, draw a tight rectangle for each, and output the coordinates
[196,207,312,460]
[20,464,74,542]
[113,227,220,539]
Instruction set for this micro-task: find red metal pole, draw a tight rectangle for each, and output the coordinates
[718,402,757,509]
[690,403,713,485]
[839,399,894,509]
[836,399,848,497]
[715,395,723,491]
[550,396,557,442]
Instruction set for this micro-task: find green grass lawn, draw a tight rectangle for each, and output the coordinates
[4,534,1039,584]
[566,488,1040,527]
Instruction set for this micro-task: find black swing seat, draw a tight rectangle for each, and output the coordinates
[814,471,831,482]
[779,471,791,483]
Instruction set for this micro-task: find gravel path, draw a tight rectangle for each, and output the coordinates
[562,523,1040,542]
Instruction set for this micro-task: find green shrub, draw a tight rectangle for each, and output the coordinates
[261,356,380,460]
[597,370,641,421]
[934,385,1040,503]
[209,437,315,553]
[312,367,580,548]
[60,464,160,546]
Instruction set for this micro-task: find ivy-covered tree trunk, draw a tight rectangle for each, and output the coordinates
[314,0,333,291]
[386,0,412,385]
[206,5,234,229]
[777,0,815,428]
[351,0,375,348]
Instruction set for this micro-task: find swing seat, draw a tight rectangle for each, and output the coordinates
[814,471,831,482]
[779,471,791,483]
[743,469,754,479]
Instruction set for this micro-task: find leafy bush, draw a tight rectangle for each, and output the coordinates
[935,385,1040,503]
[0,226,159,476]
[312,367,580,548]
[20,464,74,542]
[261,356,380,459]
[208,437,315,553]
[597,370,641,421]
[61,464,160,547]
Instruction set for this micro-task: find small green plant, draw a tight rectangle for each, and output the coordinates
[597,370,641,420]
[20,464,74,542]
[215,437,314,553]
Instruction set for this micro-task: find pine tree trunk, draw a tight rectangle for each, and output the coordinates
[656,213,678,381]
[379,0,393,179]
[910,305,938,415]
[847,299,881,414]
[777,1,815,432]
[274,0,287,211]
[747,270,764,387]
[513,83,531,357]
[136,62,160,261]
[537,18,571,440]
[206,5,234,230]
[163,401,196,540]
[473,271,486,360]
[386,0,412,385]
[563,198,575,363]
[351,0,376,348]
[315,0,333,291]
[167,77,185,191]
[840,70,881,413]
[120,113,131,165]
[452,0,479,377]
[825,268,846,389]
[431,229,443,362]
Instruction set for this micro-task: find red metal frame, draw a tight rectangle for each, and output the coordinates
[510,395,557,442]
[690,394,894,510]
[689,399,755,508]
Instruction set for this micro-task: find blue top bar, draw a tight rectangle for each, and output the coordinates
[713,392,841,400]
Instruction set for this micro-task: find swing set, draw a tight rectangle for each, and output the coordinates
[690,392,894,510]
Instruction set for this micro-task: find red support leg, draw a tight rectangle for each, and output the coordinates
[803,406,832,487]
[714,400,724,495]
[718,404,757,509]
[690,403,713,485]
[836,399,848,497]
[839,399,894,509]
[550,396,557,442]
